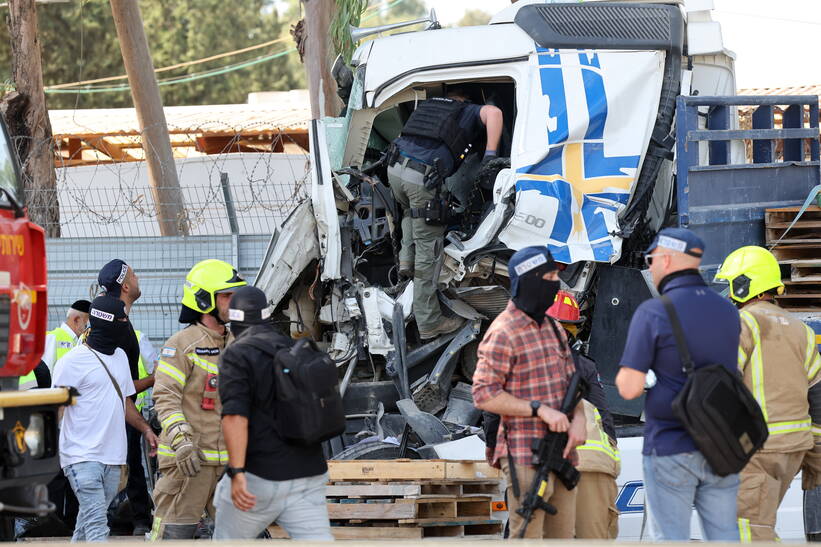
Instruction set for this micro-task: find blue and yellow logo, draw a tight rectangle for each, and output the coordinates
[516,48,642,263]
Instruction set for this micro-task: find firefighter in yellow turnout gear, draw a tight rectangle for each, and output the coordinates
[150,260,246,540]
[576,400,620,539]
[716,246,821,542]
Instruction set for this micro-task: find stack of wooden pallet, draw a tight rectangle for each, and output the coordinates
[765,206,821,311]
[268,460,506,540]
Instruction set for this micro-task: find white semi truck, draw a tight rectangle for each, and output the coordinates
[256,0,819,539]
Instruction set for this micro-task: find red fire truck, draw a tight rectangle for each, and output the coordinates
[0,117,72,533]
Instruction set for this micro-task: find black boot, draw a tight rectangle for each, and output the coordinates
[808,533,821,542]
[161,523,198,540]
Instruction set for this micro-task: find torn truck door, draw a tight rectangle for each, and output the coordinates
[309,119,343,281]
[254,199,319,311]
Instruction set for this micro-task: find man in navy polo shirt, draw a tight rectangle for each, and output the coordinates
[616,228,741,541]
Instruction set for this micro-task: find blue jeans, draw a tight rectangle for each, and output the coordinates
[643,450,740,541]
[64,462,124,542]
[213,471,332,540]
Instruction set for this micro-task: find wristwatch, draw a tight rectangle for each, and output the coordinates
[530,400,541,417]
[225,466,245,478]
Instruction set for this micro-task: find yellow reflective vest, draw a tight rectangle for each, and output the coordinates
[738,300,821,454]
[577,400,620,477]
[20,325,77,390]
[134,330,151,411]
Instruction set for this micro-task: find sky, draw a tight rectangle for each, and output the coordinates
[424,0,821,89]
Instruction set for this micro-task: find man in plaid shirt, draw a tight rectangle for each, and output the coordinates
[473,246,586,539]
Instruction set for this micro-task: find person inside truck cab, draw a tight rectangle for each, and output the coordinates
[388,88,503,340]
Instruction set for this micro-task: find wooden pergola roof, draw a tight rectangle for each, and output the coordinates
[50,95,311,167]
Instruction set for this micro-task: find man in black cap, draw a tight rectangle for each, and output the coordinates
[213,286,331,540]
[97,259,155,535]
[53,296,158,542]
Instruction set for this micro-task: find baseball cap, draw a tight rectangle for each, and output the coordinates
[508,246,557,297]
[645,228,705,258]
[89,295,127,325]
[98,259,130,297]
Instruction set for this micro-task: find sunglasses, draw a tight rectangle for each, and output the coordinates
[644,254,674,267]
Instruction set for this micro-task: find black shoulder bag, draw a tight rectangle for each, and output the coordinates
[661,295,768,476]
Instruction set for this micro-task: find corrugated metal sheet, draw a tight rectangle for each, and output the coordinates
[738,85,821,98]
[46,234,271,347]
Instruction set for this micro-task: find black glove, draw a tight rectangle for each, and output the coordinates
[479,154,497,169]
[476,156,511,191]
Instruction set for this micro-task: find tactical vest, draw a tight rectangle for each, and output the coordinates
[135,330,151,411]
[400,98,474,161]
[20,326,76,390]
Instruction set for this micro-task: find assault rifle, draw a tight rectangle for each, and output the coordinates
[516,371,589,538]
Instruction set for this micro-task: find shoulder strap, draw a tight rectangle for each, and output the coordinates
[659,295,696,375]
[85,343,126,409]
[238,332,284,357]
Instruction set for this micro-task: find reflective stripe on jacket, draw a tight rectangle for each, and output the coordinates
[738,300,821,453]
[577,400,620,477]
[153,323,231,468]
[18,370,38,390]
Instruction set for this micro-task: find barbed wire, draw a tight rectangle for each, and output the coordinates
[10,119,313,343]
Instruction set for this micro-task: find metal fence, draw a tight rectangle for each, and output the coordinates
[16,123,311,346]
[45,234,273,346]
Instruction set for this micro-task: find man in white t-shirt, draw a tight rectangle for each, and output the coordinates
[53,296,158,542]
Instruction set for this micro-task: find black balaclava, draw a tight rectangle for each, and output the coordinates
[87,296,130,356]
[228,286,272,338]
[513,263,561,325]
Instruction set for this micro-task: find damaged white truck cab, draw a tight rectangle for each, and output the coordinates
[258,0,735,411]
[255,0,809,540]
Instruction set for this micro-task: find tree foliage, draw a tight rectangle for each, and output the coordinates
[331,0,368,63]
[456,9,491,27]
[0,0,301,108]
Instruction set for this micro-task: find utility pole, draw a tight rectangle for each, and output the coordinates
[4,0,60,236]
[300,0,341,119]
[109,0,187,236]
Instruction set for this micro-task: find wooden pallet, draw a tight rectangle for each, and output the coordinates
[267,519,504,540]
[765,207,821,311]
[323,496,492,521]
[326,479,502,498]
[765,206,821,245]
[327,459,502,481]
[264,461,504,540]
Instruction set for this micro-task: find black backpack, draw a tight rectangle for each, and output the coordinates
[661,295,768,476]
[245,335,346,446]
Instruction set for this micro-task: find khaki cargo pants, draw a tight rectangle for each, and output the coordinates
[150,465,223,540]
[737,450,805,541]
[501,457,577,539]
[388,162,446,335]
[575,471,619,539]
